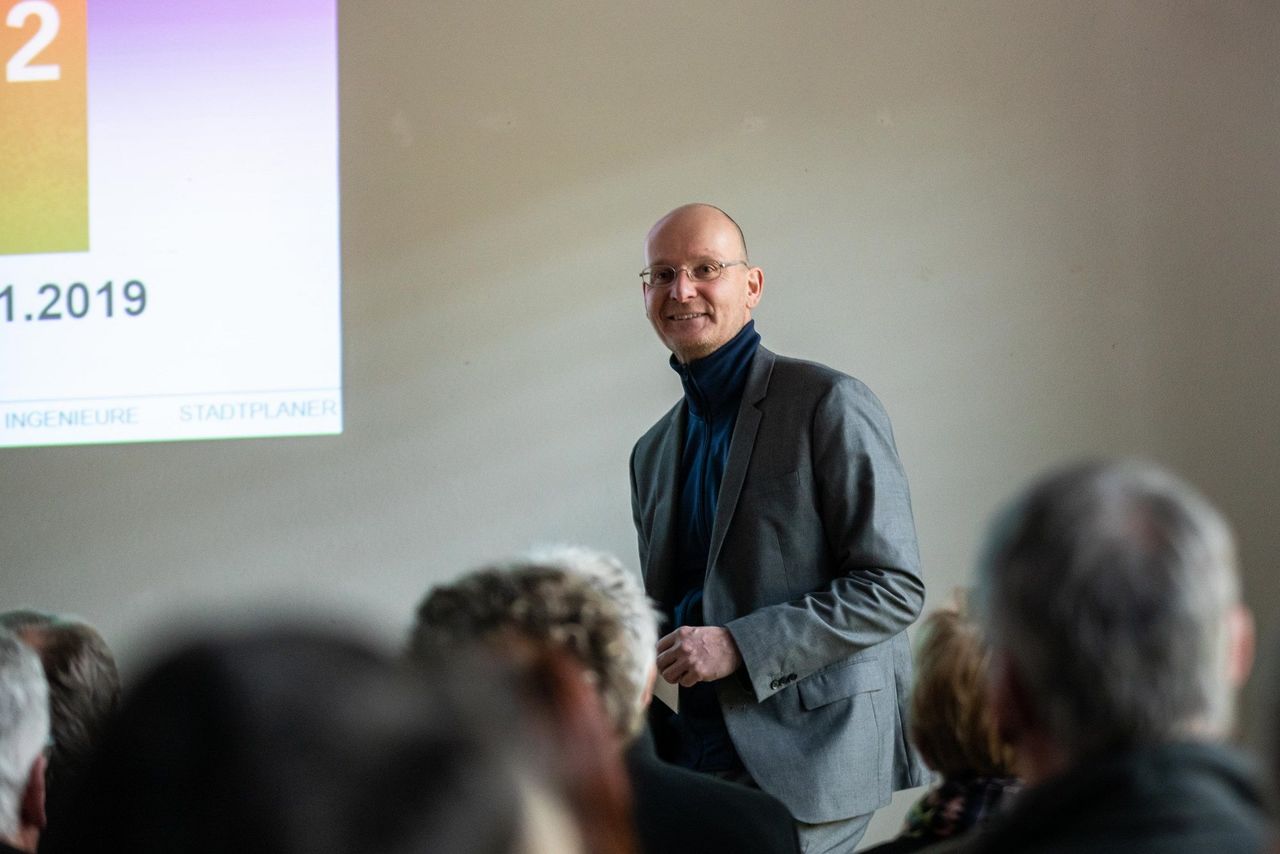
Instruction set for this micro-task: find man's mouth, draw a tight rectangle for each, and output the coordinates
[667,312,707,321]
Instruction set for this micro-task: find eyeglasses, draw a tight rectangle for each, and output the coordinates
[639,259,748,289]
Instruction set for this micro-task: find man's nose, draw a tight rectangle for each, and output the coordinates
[670,270,698,301]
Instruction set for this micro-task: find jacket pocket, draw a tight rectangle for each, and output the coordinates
[798,660,884,710]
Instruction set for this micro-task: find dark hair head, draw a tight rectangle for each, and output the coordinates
[49,627,523,854]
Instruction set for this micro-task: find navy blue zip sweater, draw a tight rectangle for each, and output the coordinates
[661,320,760,772]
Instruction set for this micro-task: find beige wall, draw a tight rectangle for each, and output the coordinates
[3,2,1277,844]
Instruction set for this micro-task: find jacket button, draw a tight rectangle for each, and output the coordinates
[769,679,779,690]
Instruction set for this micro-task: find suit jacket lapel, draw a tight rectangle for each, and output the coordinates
[645,402,685,607]
[707,347,775,577]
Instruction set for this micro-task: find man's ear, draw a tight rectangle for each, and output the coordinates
[21,752,47,832]
[745,267,763,308]
[1227,603,1255,689]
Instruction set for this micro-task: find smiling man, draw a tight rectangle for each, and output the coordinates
[629,204,928,853]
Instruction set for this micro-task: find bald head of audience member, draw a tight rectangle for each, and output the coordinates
[0,630,49,854]
[0,611,118,821]
[49,627,533,854]
[976,460,1254,784]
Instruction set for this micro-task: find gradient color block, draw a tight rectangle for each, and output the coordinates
[0,0,87,255]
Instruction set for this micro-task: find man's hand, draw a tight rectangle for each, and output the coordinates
[656,626,742,687]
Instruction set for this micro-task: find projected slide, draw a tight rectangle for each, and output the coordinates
[0,0,341,448]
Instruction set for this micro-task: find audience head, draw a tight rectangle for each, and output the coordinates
[909,605,1016,780]
[0,629,49,852]
[490,633,636,854]
[410,545,659,742]
[0,611,119,810]
[51,627,527,854]
[976,459,1253,779]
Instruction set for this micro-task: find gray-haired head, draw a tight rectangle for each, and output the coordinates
[411,545,660,742]
[976,460,1245,762]
[0,610,119,808]
[0,629,49,841]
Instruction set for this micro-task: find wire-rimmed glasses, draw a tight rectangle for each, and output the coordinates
[639,259,748,289]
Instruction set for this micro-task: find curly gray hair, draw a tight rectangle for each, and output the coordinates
[411,546,659,742]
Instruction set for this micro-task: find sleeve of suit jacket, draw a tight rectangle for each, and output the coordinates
[725,374,924,703]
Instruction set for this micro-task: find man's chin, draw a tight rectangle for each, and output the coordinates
[671,343,716,364]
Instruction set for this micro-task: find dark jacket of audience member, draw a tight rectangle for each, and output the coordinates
[624,727,799,854]
[46,628,527,854]
[862,608,1019,854]
[935,741,1264,854]
[935,460,1268,854]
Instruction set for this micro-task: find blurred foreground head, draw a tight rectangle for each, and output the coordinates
[48,627,530,854]
[0,610,119,815]
[411,545,658,742]
[909,606,1016,780]
[411,546,651,854]
[976,460,1253,780]
[0,630,49,853]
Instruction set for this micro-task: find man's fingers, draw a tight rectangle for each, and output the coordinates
[664,659,702,687]
[655,647,678,671]
[656,627,723,687]
[656,629,681,654]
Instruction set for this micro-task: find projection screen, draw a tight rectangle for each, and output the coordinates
[0,0,341,448]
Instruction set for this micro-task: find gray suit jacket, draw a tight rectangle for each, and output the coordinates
[630,346,928,822]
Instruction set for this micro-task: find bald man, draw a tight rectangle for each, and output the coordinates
[629,204,927,853]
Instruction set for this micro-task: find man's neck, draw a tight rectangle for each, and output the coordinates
[676,320,756,368]
[670,321,760,415]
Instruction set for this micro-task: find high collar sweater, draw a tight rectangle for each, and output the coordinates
[659,320,760,773]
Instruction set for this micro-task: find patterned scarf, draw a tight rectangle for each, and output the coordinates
[901,775,1021,841]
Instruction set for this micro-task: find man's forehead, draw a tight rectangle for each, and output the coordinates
[645,205,744,259]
